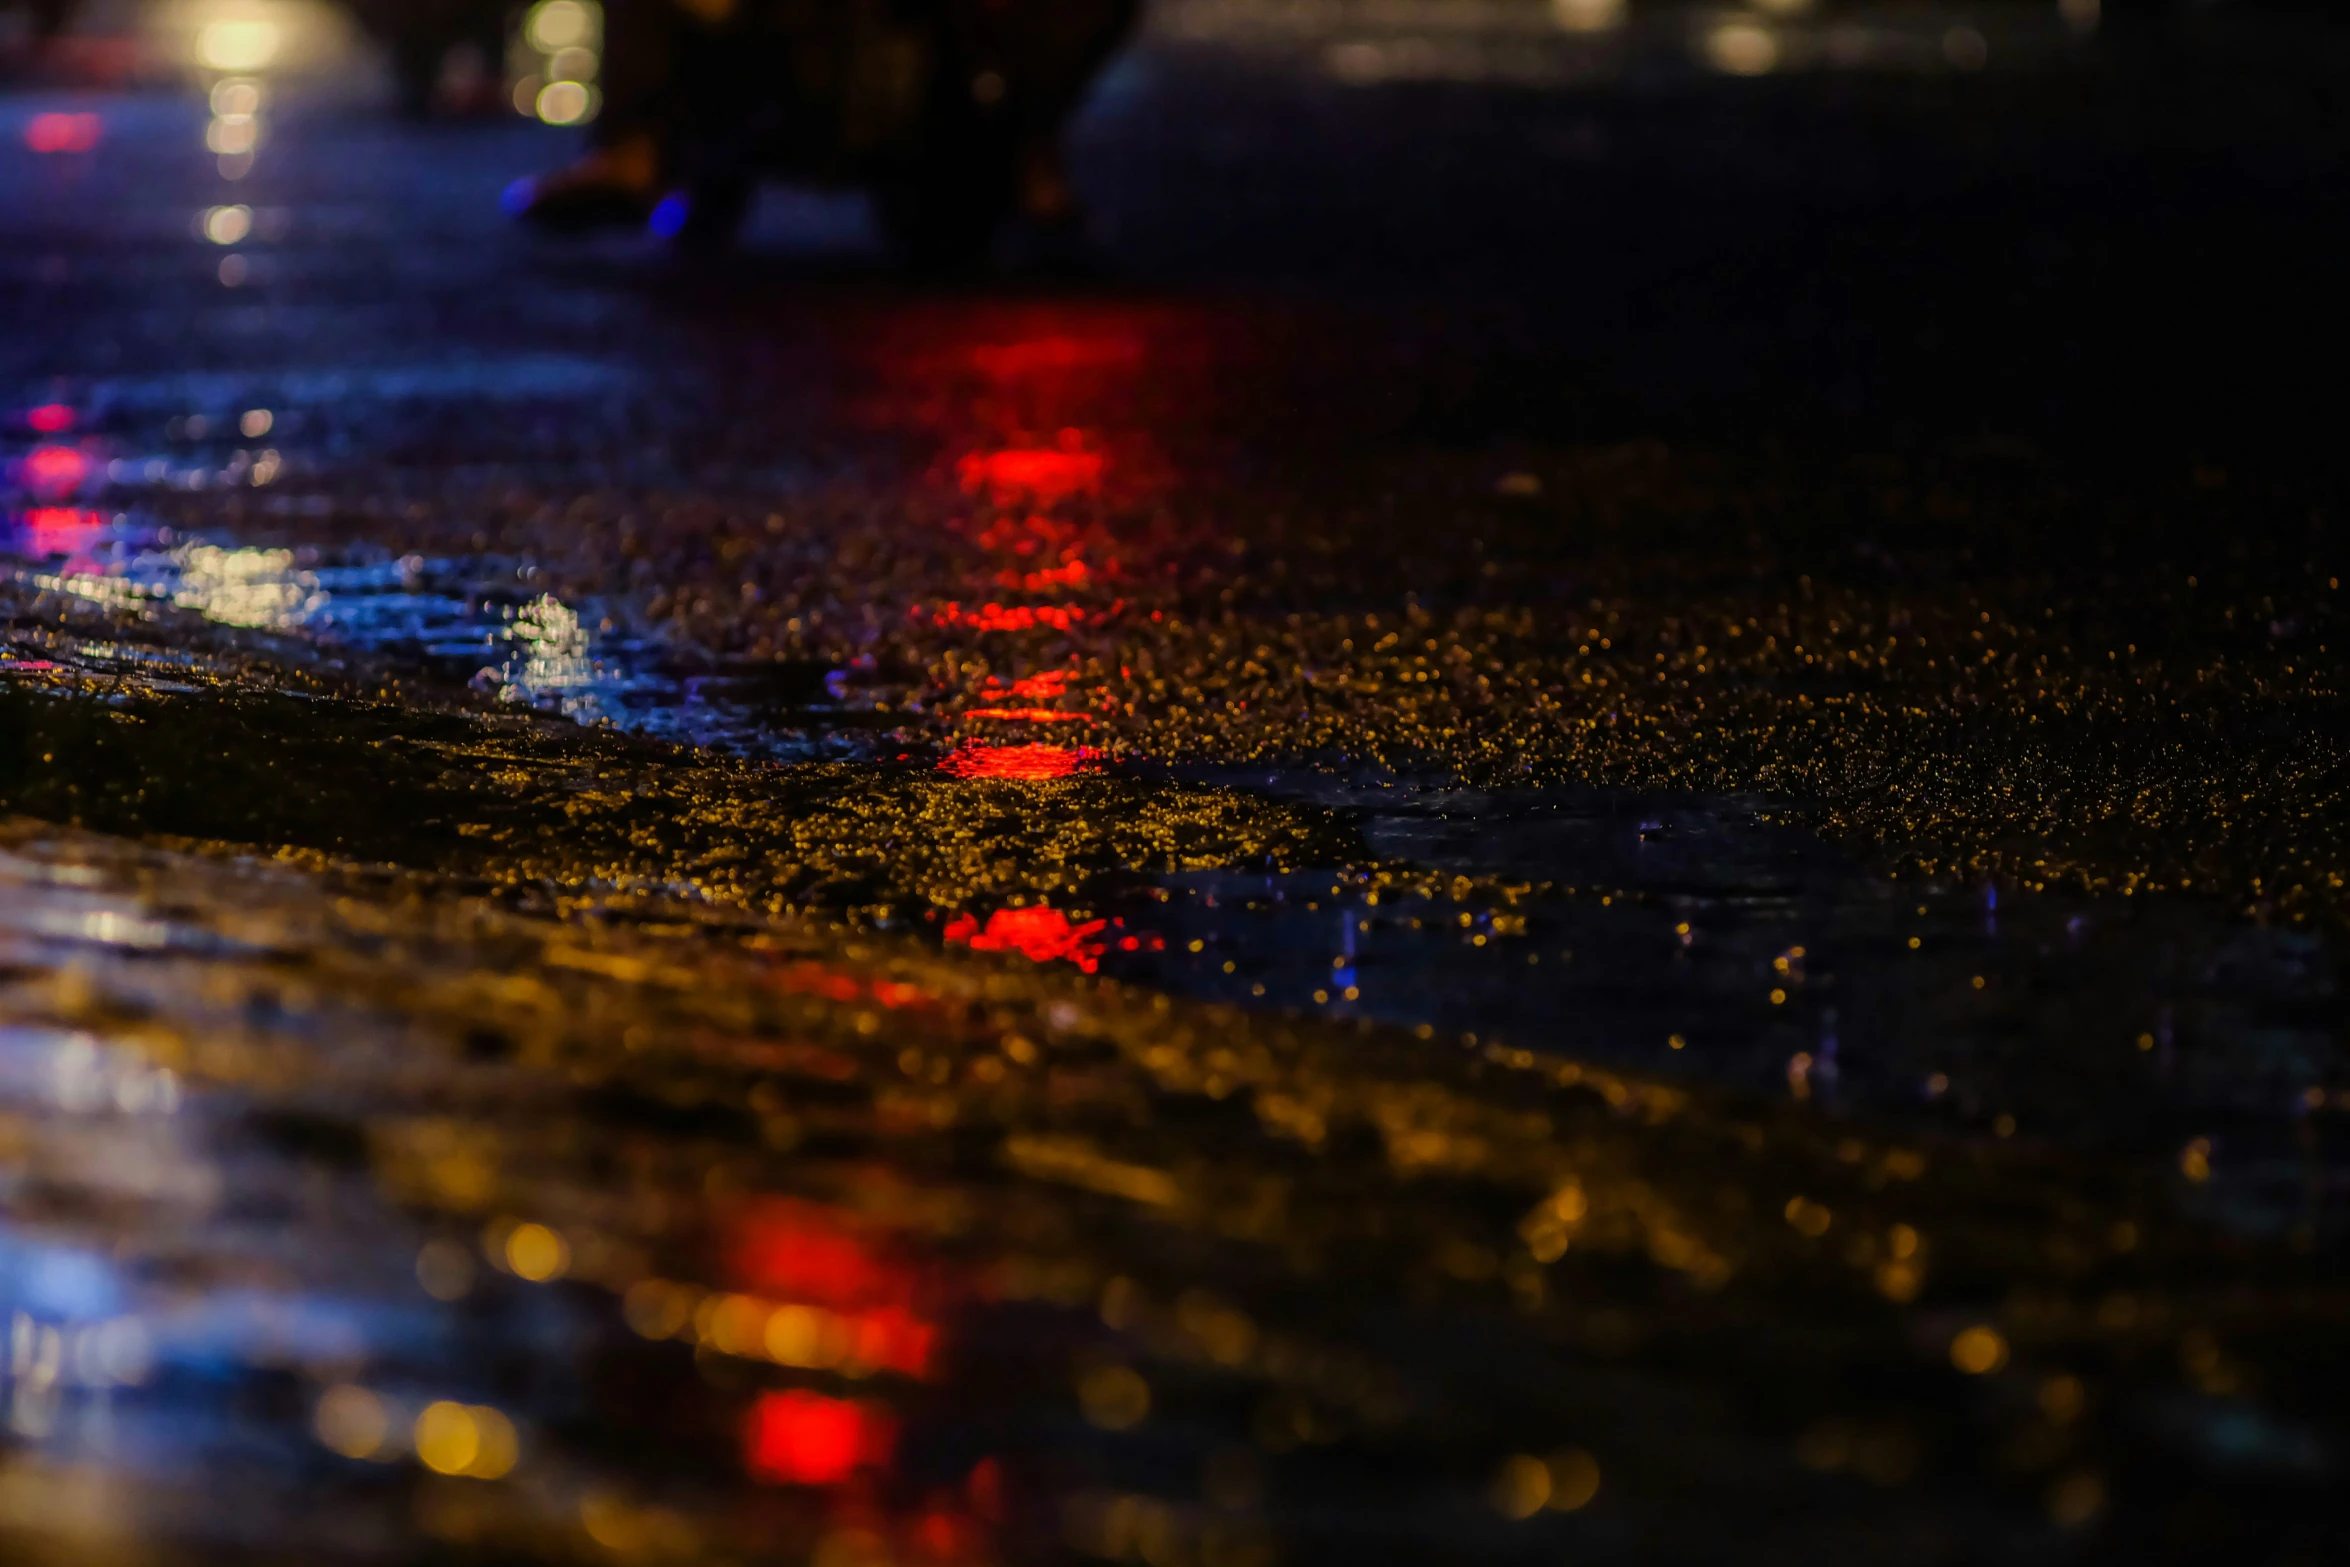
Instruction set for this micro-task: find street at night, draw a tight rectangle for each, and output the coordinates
[2,2,2348,1562]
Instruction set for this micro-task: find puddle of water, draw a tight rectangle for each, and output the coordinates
[0,825,2334,1565]
[2,515,886,756]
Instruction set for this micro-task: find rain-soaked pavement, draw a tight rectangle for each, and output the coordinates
[3,4,2350,1563]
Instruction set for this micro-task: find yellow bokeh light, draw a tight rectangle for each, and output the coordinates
[1546,1447,1600,1512]
[467,1405,519,1480]
[622,1278,693,1338]
[1549,0,1624,33]
[2039,1373,2086,1424]
[1491,1453,1550,1519]
[409,1400,519,1479]
[210,78,262,116]
[1077,1364,1150,1430]
[549,46,598,84]
[1783,1196,1832,1238]
[1950,1325,2009,1376]
[415,1401,479,1475]
[315,1384,390,1459]
[203,205,252,245]
[536,80,591,127]
[206,118,258,156]
[1705,22,1779,77]
[504,1221,570,1282]
[527,0,592,53]
[765,1302,828,1367]
[197,20,281,73]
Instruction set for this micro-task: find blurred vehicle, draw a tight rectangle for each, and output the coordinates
[506,0,1139,265]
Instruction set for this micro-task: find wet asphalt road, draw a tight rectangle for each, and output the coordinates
[3,5,2350,1564]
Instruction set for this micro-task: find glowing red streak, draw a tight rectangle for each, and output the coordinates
[913,1508,982,1560]
[939,743,1094,780]
[1008,559,1091,591]
[25,404,74,434]
[970,336,1142,379]
[943,907,1109,973]
[744,1391,893,1486]
[22,445,88,498]
[963,707,1091,723]
[24,114,101,154]
[956,445,1104,504]
[847,1305,937,1378]
[770,962,930,1011]
[733,1201,907,1308]
[921,602,1090,633]
[1003,671,1071,699]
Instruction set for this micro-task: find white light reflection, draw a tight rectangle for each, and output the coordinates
[527,0,591,51]
[500,592,596,700]
[520,0,601,123]
[210,77,262,116]
[170,544,322,627]
[202,205,252,245]
[536,80,591,126]
[196,18,281,71]
[204,117,258,156]
[0,1029,182,1117]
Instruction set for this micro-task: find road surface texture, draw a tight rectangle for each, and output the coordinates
[1,3,2348,1564]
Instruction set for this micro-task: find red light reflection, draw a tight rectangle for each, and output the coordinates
[1001,671,1071,700]
[1006,558,1091,592]
[17,507,104,557]
[939,743,1095,780]
[970,334,1143,380]
[770,961,931,1013]
[733,1201,907,1308]
[943,907,1110,972]
[24,114,101,154]
[962,707,1091,724]
[718,1202,942,1380]
[745,1391,894,1487]
[956,436,1104,505]
[26,404,74,434]
[22,445,89,498]
[923,602,1090,633]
